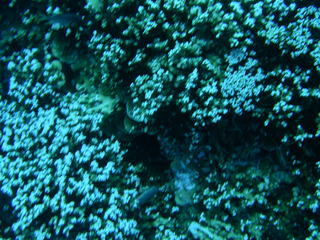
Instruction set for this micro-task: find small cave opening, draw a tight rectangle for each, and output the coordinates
[125,134,171,178]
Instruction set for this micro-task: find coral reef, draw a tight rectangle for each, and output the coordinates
[0,0,319,239]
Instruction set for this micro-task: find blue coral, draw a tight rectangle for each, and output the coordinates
[0,0,319,239]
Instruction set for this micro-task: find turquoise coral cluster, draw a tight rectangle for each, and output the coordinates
[0,0,319,239]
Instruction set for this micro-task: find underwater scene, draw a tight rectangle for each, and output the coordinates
[0,0,319,239]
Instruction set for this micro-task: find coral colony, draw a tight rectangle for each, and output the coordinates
[0,0,319,239]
